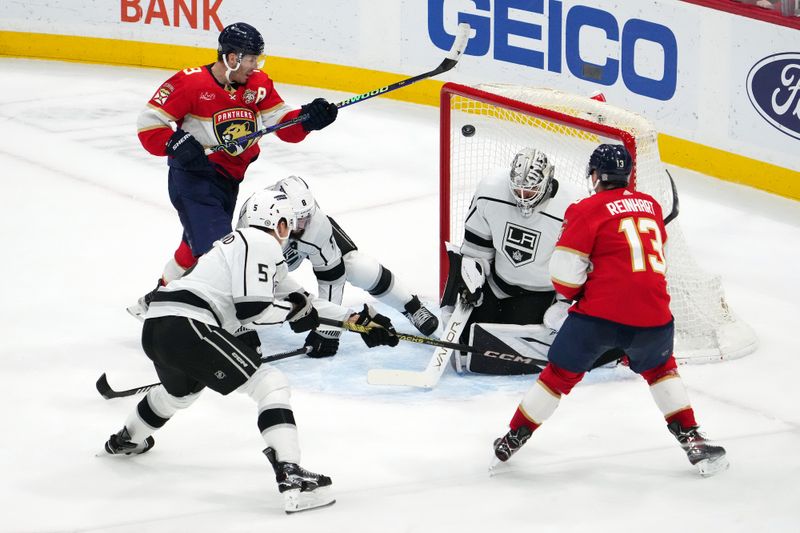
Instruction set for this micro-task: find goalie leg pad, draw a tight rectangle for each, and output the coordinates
[466,323,554,375]
[440,248,464,307]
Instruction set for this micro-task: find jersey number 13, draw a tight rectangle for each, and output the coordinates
[618,217,666,274]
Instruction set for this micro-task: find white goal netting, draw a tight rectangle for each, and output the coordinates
[440,82,757,363]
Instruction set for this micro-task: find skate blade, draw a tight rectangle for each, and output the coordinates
[697,455,730,477]
[284,487,336,514]
[488,447,509,477]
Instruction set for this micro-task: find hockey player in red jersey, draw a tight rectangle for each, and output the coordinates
[128,22,339,319]
[491,144,729,477]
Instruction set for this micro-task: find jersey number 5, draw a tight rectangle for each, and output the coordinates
[618,217,666,274]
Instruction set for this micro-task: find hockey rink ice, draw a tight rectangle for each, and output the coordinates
[2,58,799,532]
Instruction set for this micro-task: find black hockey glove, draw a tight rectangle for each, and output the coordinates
[300,98,338,132]
[166,128,208,170]
[234,326,262,356]
[285,292,320,333]
[304,329,341,358]
[353,304,399,348]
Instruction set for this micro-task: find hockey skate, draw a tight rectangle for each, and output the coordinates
[668,422,729,477]
[403,296,439,336]
[126,280,162,322]
[104,427,155,456]
[263,447,335,514]
[491,425,533,466]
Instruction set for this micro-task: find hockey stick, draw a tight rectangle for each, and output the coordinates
[317,310,547,388]
[663,169,680,225]
[96,346,310,400]
[206,23,471,154]
[367,300,472,388]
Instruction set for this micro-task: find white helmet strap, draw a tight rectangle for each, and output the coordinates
[223,52,243,86]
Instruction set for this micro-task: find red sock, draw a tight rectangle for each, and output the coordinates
[510,408,540,432]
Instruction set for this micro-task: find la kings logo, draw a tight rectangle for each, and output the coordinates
[283,241,302,268]
[502,222,540,267]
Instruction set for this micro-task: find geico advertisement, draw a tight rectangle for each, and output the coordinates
[424,0,797,170]
[428,0,678,102]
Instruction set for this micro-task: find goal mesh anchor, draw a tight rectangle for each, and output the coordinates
[439,83,758,364]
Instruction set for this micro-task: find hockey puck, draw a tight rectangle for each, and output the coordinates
[461,124,476,137]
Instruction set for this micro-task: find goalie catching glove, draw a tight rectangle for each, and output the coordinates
[352,304,399,348]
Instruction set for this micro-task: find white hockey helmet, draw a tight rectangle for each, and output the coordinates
[272,175,316,230]
[509,147,555,217]
[236,189,297,238]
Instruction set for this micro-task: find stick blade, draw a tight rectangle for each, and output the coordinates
[367,368,437,389]
[95,373,114,399]
[447,23,472,61]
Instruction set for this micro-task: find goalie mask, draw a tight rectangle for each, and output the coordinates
[273,175,316,231]
[237,189,297,240]
[509,148,555,217]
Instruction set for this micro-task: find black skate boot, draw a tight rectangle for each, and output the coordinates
[492,425,533,464]
[263,447,335,514]
[104,427,155,456]
[403,296,439,336]
[668,422,729,477]
[126,279,163,322]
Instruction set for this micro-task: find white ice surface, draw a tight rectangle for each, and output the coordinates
[1,58,799,532]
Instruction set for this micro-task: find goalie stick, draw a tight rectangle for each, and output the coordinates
[205,23,471,154]
[96,346,310,400]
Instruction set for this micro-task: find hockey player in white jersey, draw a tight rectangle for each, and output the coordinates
[441,147,589,375]
[271,175,439,357]
[103,189,398,514]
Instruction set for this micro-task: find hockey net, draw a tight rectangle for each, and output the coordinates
[440,82,757,363]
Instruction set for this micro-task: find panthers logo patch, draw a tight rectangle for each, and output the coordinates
[502,223,540,267]
[152,83,174,105]
[213,108,257,155]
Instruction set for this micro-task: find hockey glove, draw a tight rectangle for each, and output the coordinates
[300,98,338,132]
[459,257,485,307]
[353,304,399,348]
[234,326,262,356]
[304,329,341,358]
[285,292,320,333]
[543,298,571,331]
[166,129,208,170]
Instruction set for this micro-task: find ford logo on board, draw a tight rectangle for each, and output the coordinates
[747,52,800,141]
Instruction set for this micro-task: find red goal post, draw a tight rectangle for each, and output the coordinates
[439,82,757,363]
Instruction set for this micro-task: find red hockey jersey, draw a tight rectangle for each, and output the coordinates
[549,188,672,327]
[137,65,307,180]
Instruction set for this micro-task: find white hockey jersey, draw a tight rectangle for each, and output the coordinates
[146,227,351,332]
[281,204,347,304]
[461,172,580,297]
